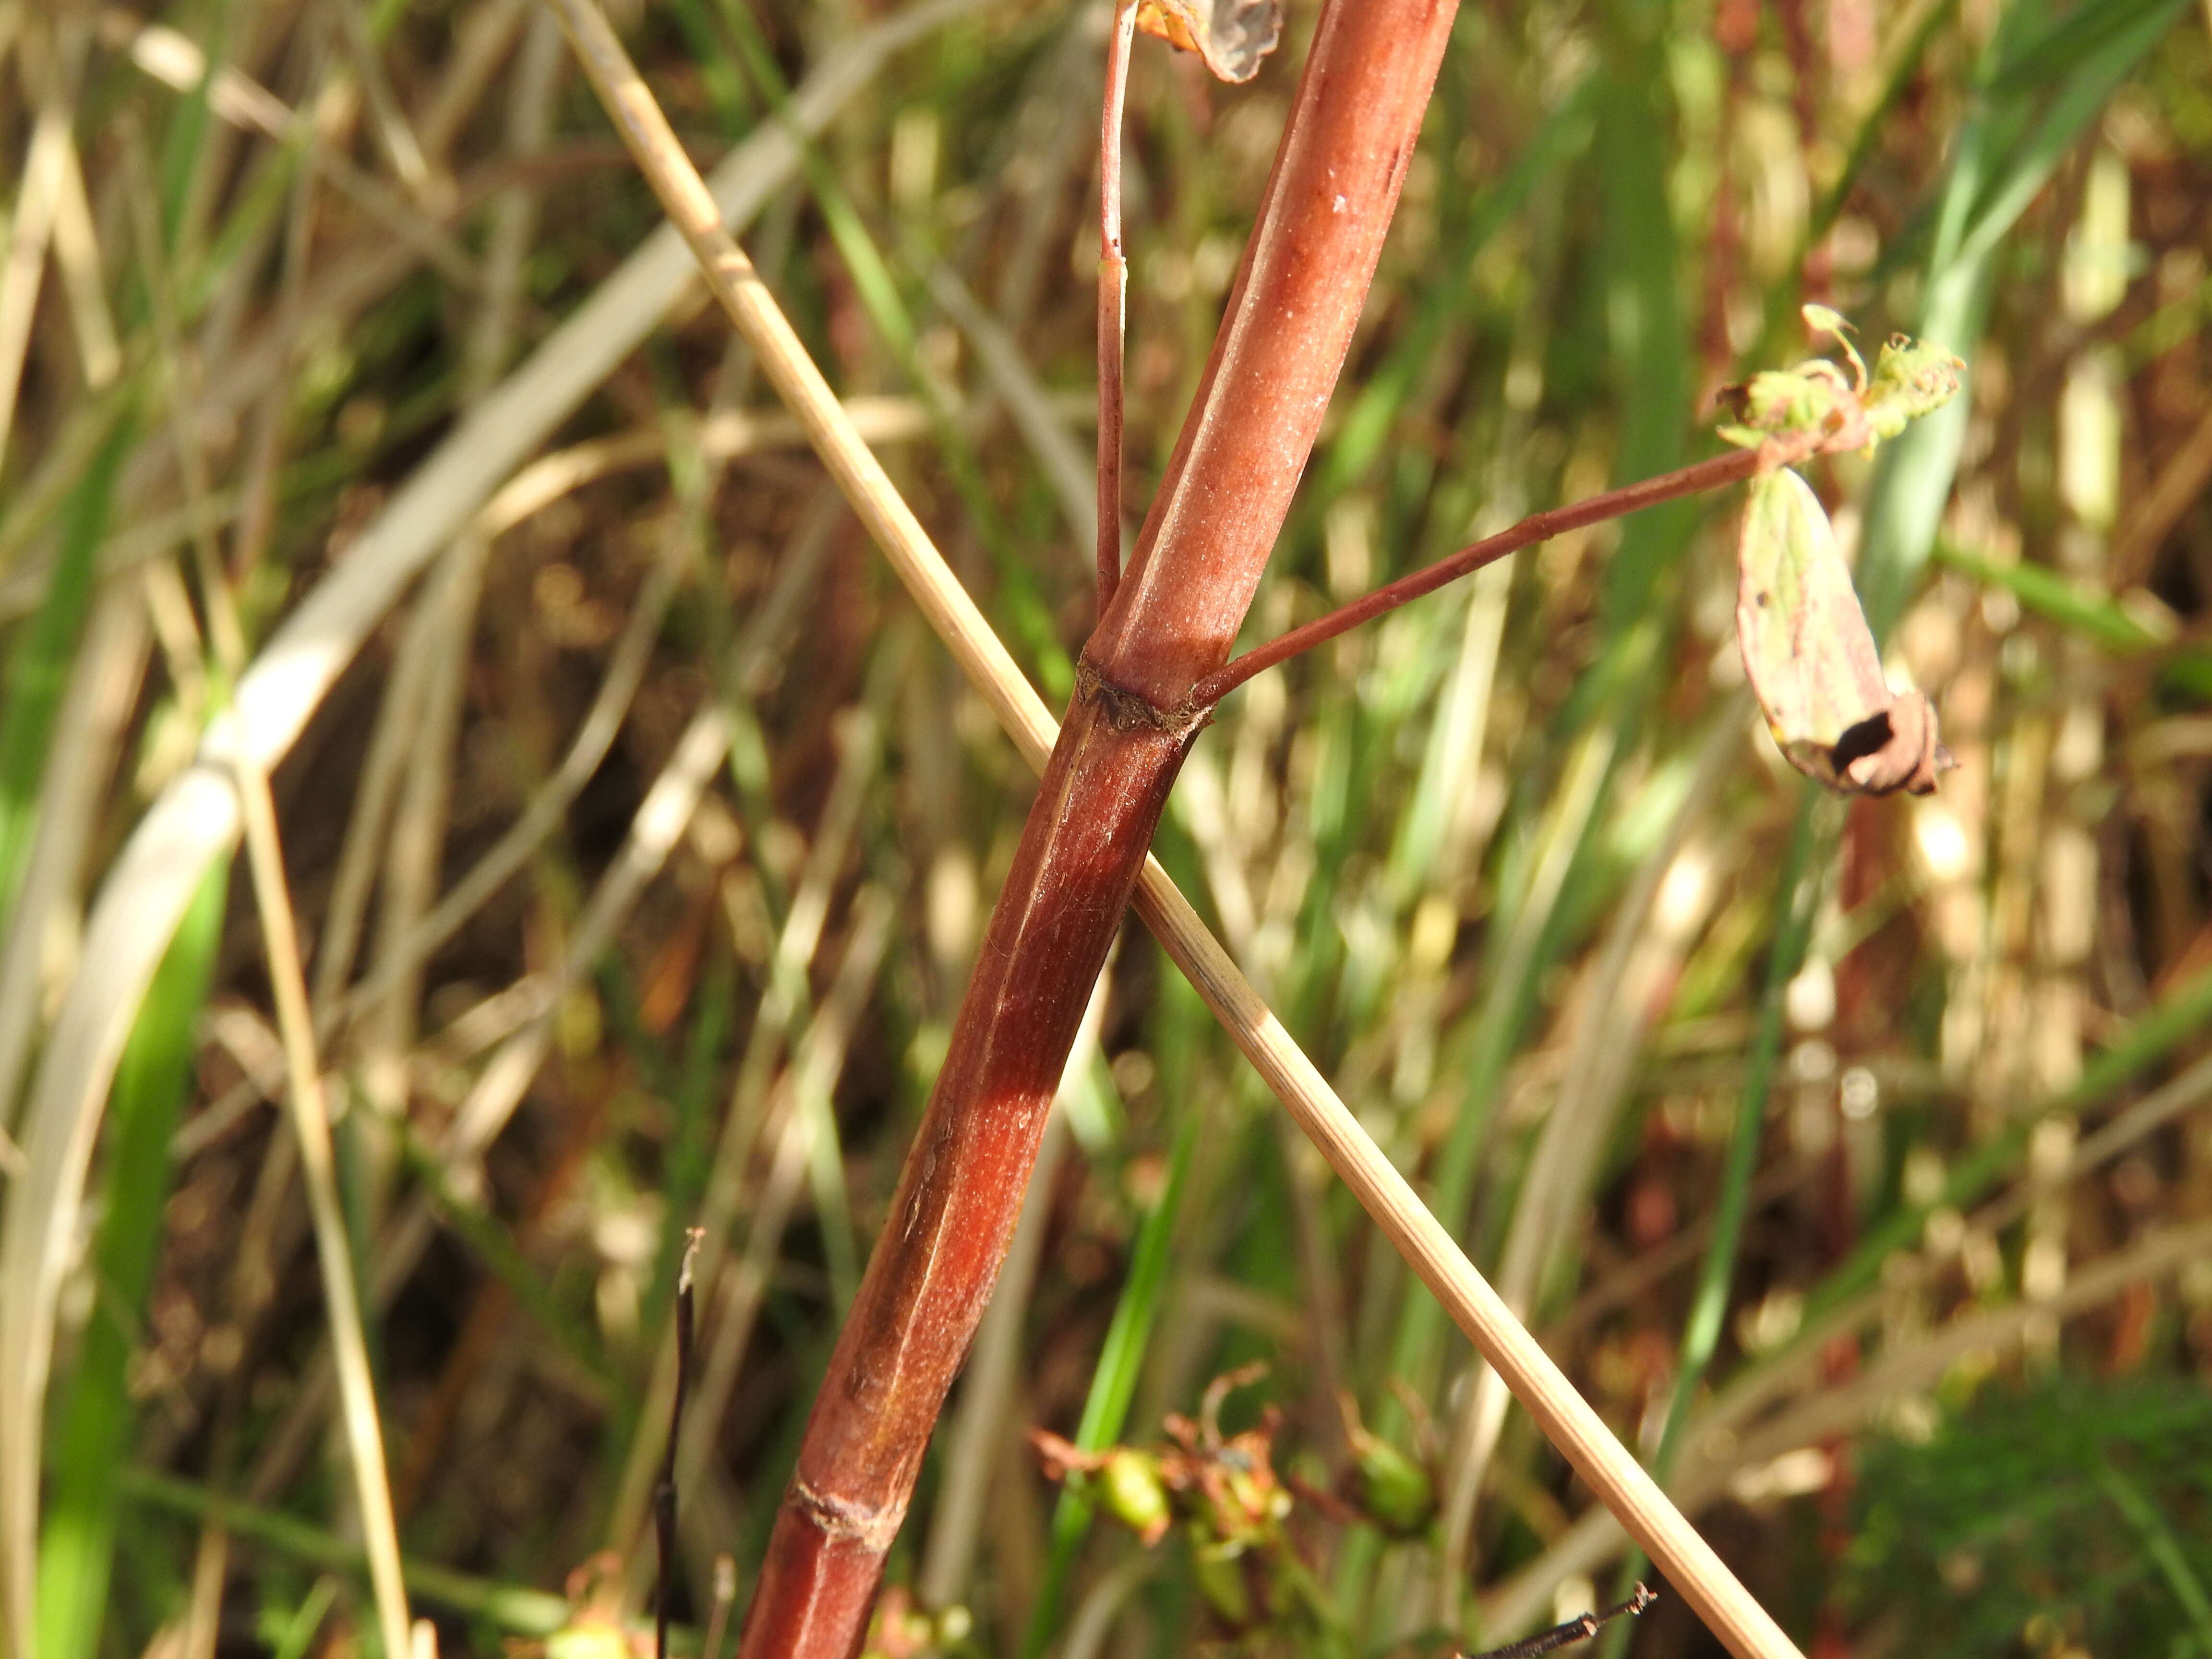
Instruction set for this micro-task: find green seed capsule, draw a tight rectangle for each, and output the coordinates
[1099,1446,1173,1544]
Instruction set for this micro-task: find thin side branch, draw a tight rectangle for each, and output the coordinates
[1191,446,1763,707]
[1094,0,1136,617]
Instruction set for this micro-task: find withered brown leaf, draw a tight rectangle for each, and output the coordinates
[1133,0,1283,83]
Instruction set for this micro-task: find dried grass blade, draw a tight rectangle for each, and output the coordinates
[0,21,80,474]
[0,16,976,1638]
[230,753,414,1659]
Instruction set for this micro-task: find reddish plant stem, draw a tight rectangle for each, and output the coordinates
[735,4,1459,1654]
[1095,0,1137,617]
[1190,444,1764,707]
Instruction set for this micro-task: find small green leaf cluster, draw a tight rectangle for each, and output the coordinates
[1033,1370,1440,1640]
[1717,305,1964,457]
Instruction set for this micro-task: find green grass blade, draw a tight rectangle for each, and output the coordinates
[1593,51,1688,638]
[2095,1455,2212,1657]
[1861,0,2181,635]
[1932,541,2166,655]
[35,857,227,1659]
[0,418,133,941]
[1020,1103,1202,1659]
[117,1467,572,1635]
[1951,0,2190,275]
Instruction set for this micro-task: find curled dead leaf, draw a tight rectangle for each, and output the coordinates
[1736,467,1956,798]
[1133,0,1283,83]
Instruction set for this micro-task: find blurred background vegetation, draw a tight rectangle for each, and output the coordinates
[1,0,2211,1655]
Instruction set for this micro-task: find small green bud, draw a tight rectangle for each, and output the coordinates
[1099,1446,1173,1544]
[1715,361,1854,450]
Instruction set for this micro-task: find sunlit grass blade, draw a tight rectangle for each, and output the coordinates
[1859,0,2184,634]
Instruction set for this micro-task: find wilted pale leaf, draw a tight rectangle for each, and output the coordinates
[1736,467,1953,796]
[1134,0,1283,83]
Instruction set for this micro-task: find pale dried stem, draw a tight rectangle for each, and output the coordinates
[362,531,486,1149]
[186,461,782,1170]
[248,701,739,1504]
[103,12,479,296]
[461,5,565,400]
[419,0,535,160]
[0,587,147,1145]
[1063,1553,1157,1659]
[326,494,695,1027]
[46,125,118,389]
[229,752,414,1659]
[309,562,445,1011]
[358,17,565,1144]
[2111,397,2212,589]
[336,0,440,205]
[928,264,1098,555]
[0,18,84,475]
[985,15,1098,330]
[548,8,1803,1654]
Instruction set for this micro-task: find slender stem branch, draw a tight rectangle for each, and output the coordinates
[1094,0,1137,617]
[1190,445,1763,708]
